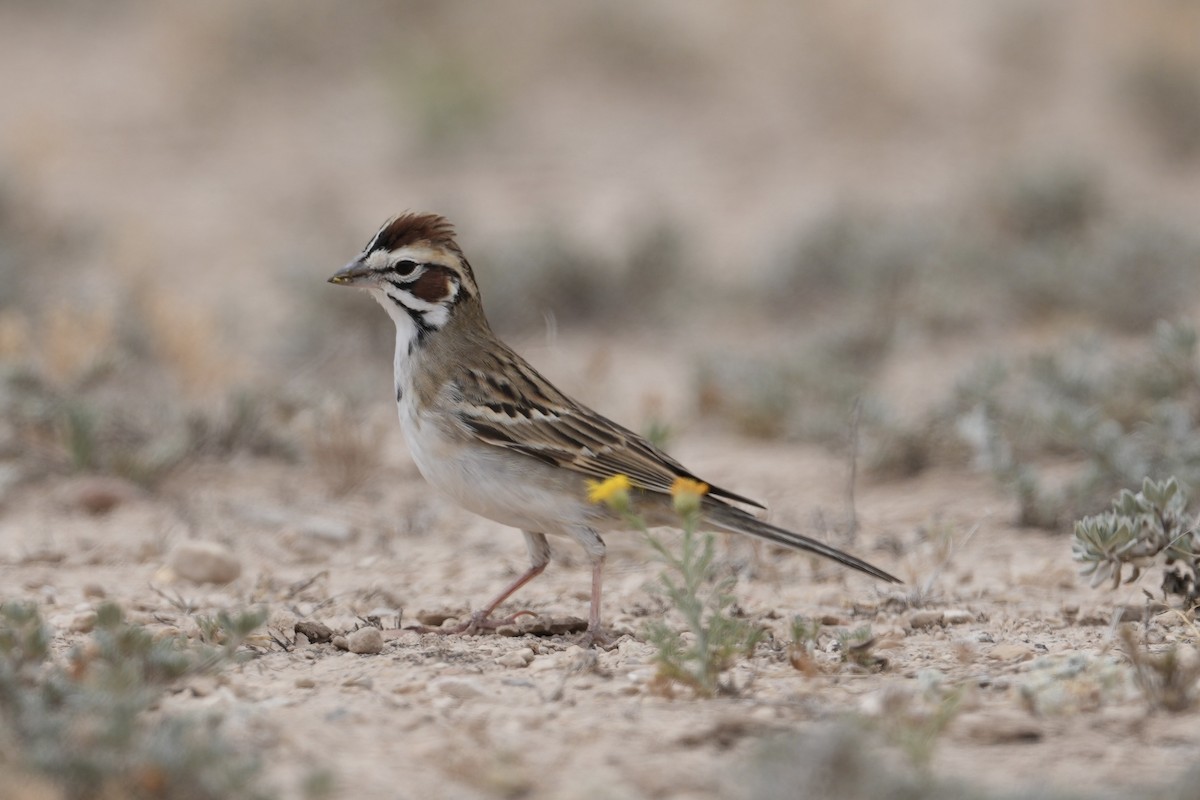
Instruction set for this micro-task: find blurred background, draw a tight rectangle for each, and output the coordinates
[5,5,1200,798]
[2,0,1199,523]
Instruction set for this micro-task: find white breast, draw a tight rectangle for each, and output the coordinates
[385,308,589,536]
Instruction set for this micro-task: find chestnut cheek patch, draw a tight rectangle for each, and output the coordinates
[409,268,453,304]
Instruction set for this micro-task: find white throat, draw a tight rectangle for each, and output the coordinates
[369,288,421,396]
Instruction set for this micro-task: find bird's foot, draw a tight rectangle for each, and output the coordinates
[575,626,619,650]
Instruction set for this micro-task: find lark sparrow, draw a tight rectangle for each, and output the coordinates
[329,213,900,643]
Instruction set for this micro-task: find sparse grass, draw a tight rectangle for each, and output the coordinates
[1119,624,1200,713]
[0,286,297,488]
[770,206,925,317]
[695,336,883,445]
[767,167,1199,339]
[1017,652,1131,716]
[837,625,886,671]
[705,168,1200,457]
[743,719,1059,800]
[872,672,965,771]
[1002,322,1200,527]
[787,615,822,676]
[1,360,294,487]
[986,160,1102,243]
[785,617,890,677]
[862,320,1200,529]
[978,164,1200,334]
[0,601,272,800]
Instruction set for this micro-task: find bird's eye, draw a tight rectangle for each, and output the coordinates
[392,260,419,277]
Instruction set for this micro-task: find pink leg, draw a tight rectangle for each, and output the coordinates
[409,532,551,635]
[408,562,545,635]
[476,561,547,621]
[578,557,616,648]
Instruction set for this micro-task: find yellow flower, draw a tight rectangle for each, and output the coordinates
[587,474,632,507]
[670,477,709,516]
[670,477,709,499]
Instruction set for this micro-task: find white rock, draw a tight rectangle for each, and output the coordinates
[627,668,656,684]
[167,540,241,584]
[527,656,560,673]
[496,648,535,668]
[69,610,97,633]
[347,627,383,654]
[943,609,974,625]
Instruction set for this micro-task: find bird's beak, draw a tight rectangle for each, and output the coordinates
[328,259,375,287]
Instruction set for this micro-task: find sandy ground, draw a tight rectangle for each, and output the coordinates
[3,333,1197,800]
[4,4,1200,798]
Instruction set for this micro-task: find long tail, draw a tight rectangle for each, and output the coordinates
[703,502,902,584]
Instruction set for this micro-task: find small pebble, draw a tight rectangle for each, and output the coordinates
[528,656,561,673]
[416,608,464,627]
[81,584,106,599]
[627,668,655,684]
[295,620,334,644]
[496,648,535,668]
[295,677,316,689]
[69,610,98,633]
[61,476,139,515]
[332,635,349,651]
[392,682,425,695]
[347,626,383,655]
[167,540,242,584]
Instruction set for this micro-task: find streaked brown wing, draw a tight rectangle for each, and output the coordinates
[452,359,764,509]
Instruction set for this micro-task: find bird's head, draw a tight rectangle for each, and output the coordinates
[329,212,479,334]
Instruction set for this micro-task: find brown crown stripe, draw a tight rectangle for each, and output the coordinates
[372,212,458,253]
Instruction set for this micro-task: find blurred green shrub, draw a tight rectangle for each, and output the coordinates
[0,602,271,800]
